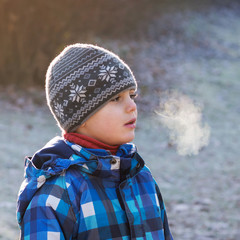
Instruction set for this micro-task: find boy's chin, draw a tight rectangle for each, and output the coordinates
[122,134,135,144]
[106,132,135,146]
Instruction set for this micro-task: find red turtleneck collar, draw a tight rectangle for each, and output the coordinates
[63,132,119,155]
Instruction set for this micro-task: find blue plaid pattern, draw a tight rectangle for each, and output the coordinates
[17,137,173,239]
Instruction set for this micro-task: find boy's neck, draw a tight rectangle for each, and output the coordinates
[63,132,119,155]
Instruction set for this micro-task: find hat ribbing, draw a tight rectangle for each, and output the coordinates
[46,44,137,132]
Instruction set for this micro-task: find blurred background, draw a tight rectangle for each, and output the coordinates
[0,0,240,239]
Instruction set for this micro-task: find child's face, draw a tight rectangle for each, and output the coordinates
[76,88,137,146]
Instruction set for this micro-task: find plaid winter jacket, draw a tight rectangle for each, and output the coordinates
[17,137,173,240]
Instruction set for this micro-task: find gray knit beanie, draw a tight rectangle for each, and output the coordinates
[46,43,137,132]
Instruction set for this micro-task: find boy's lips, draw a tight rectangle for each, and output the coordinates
[124,118,137,128]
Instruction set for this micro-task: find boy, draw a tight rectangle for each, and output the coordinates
[17,44,173,239]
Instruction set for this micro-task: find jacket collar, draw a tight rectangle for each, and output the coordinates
[65,140,144,181]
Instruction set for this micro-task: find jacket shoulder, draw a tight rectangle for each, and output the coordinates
[20,172,77,238]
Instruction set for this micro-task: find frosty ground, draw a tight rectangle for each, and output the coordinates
[1,4,240,240]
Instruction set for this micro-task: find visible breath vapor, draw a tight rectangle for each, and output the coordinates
[156,90,210,156]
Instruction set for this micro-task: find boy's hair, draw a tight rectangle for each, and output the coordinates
[46,43,137,132]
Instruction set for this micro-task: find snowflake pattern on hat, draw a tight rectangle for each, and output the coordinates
[54,102,64,119]
[98,66,118,82]
[69,84,87,102]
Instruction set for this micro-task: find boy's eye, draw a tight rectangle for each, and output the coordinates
[111,96,120,102]
[130,93,138,99]
[110,92,138,102]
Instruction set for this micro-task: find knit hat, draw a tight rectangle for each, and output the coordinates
[46,43,137,132]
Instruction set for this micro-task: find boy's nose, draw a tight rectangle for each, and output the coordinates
[126,98,137,113]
